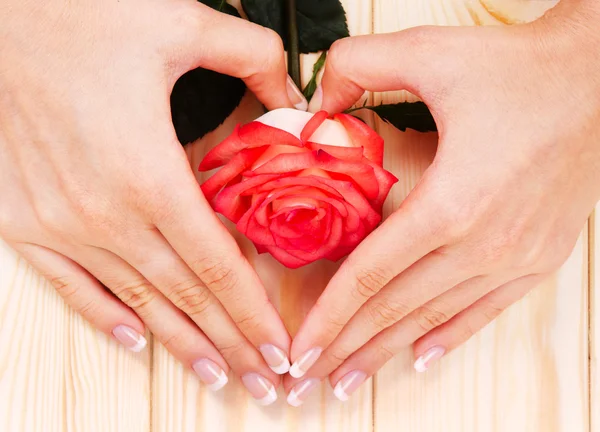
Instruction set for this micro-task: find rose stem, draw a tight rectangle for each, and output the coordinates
[286,0,301,88]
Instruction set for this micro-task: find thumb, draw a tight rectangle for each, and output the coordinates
[170,2,306,111]
[315,26,471,114]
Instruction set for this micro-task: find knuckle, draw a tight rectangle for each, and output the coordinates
[78,299,99,317]
[535,235,576,273]
[112,280,156,310]
[366,298,408,330]
[403,26,436,49]
[214,339,246,360]
[352,267,390,301]
[479,301,504,323]
[35,204,68,234]
[50,275,77,298]
[377,344,396,363]
[233,306,263,332]
[195,256,239,295]
[327,38,352,73]
[164,2,205,40]
[0,207,12,235]
[170,280,215,317]
[260,28,285,68]
[323,346,353,365]
[161,331,189,353]
[412,305,451,332]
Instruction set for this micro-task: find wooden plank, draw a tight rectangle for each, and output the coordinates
[592,207,599,432]
[0,240,151,432]
[154,1,374,431]
[372,1,589,432]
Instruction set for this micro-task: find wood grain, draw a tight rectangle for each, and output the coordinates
[592,207,599,432]
[0,240,151,432]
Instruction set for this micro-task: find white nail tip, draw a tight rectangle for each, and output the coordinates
[129,336,147,353]
[414,357,428,373]
[207,370,229,392]
[256,386,278,406]
[333,383,349,402]
[269,357,291,375]
[286,390,303,407]
[289,363,305,378]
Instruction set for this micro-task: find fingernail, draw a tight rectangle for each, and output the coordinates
[287,378,320,407]
[241,373,278,406]
[286,75,308,111]
[414,346,446,372]
[259,344,290,375]
[192,358,229,391]
[112,325,147,352]
[308,85,323,113]
[289,347,322,378]
[333,370,368,402]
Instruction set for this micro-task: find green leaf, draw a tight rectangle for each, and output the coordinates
[170,1,246,144]
[241,0,349,53]
[348,102,437,133]
[302,51,327,101]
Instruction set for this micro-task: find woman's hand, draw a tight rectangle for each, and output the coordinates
[283,1,600,405]
[0,0,304,404]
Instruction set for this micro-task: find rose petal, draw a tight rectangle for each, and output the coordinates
[305,142,363,161]
[213,174,280,222]
[251,150,380,201]
[300,110,329,143]
[278,209,343,262]
[309,177,381,228]
[245,175,343,198]
[199,122,302,171]
[365,159,399,211]
[200,147,268,202]
[334,113,384,165]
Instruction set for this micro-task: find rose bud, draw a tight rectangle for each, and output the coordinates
[199,108,398,269]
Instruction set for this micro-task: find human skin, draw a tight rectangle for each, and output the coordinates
[284,0,600,405]
[0,0,309,404]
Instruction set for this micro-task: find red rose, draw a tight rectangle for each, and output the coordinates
[199,109,398,269]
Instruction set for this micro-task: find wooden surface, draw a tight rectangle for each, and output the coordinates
[1,1,595,431]
[592,206,599,432]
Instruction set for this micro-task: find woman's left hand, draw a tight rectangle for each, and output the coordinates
[283,2,600,406]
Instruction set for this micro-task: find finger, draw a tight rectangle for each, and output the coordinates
[172,2,305,111]
[151,170,292,374]
[316,27,471,113]
[12,242,146,352]
[93,240,281,404]
[72,245,238,393]
[290,254,479,387]
[327,274,544,402]
[283,272,501,401]
[117,228,290,375]
[289,186,447,379]
[411,273,547,368]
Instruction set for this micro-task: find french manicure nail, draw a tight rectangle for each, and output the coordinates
[241,373,278,406]
[333,370,367,402]
[259,344,290,375]
[287,378,320,407]
[308,85,323,113]
[112,325,147,352]
[192,358,229,391]
[414,346,446,372]
[286,75,308,111]
[289,347,322,378]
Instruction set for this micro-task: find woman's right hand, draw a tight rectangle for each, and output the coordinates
[0,0,304,404]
